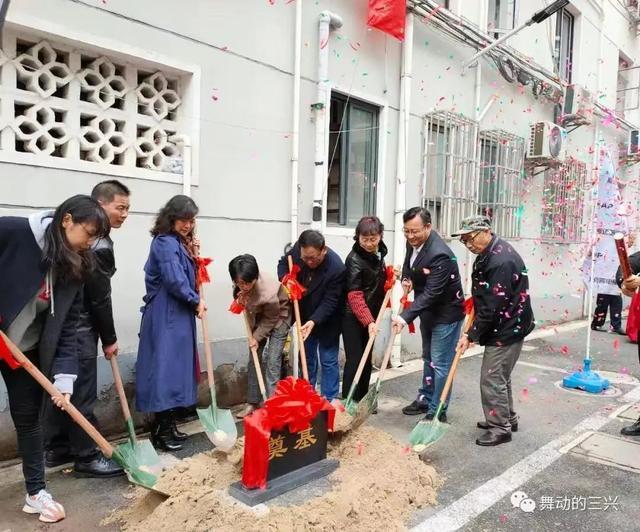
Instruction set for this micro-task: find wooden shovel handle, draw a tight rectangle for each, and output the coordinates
[0,331,114,458]
[288,255,309,381]
[376,331,398,384]
[109,356,133,422]
[346,288,393,402]
[438,309,476,403]
[243,312,268,402]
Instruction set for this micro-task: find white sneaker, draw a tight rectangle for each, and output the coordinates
[22,489,66,523]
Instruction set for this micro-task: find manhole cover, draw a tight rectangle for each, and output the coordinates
[595,371,639,385]
[554,380,623,398]
[569,432,640,473]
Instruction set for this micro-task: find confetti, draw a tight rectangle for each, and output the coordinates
[528,377,538,384]
[521,388,529,401]
[356,441,364,455]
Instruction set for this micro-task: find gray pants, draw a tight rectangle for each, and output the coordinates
[247,322,290,404]
[480,340,523,435]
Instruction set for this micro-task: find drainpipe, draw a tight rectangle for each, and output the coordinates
[290,0,303,380]
[311,11,343,230]
[169,134,192,196]
[391,12,414,368]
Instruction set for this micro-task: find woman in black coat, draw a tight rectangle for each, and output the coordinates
[342,216,388,401]
[0,195,110,523]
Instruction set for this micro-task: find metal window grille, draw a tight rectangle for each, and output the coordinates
[478,130,525,238]
[421,111,479,237]
[540,158,587,243]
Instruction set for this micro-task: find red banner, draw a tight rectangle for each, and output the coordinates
[195,256,213,287]
[0,335,21,370]
[241,377,335,489]
[367,0,407,41]
[282,264,306,301]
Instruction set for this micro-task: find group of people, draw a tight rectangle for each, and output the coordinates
[1,181,538,523]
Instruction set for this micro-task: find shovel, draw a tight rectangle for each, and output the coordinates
[243,311,268,402]
[287,255,310,381]
[409,305,476,451]
[109,356,159,468]
[342,288,393,417]
[0,331,168,496]
[351,330,399,430]
[196,304,238,452]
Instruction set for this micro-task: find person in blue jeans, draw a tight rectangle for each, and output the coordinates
[278,230,346,401]
[392,207,465,422]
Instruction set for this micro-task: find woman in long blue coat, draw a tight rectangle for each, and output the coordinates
[136,195,206,451]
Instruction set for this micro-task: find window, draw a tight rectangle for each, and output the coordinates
[540,158,587,242]
[554,8,574,83]
[478,130,525,238]
[488,0,517,39]
[616,53,638,119]
[327,93,379,226]
[421,111,479,236]
[0,29,190,181]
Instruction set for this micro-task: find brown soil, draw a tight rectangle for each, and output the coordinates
[107,426,441,532]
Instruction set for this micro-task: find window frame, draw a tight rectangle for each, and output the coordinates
[554,8,575,83]
[487,0,518,39]
[325,90,381,230]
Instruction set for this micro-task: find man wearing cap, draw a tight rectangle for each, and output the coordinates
[454,215,535,446]
[392,207,465,422]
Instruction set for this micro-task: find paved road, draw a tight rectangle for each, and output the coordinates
[1,319,639,531]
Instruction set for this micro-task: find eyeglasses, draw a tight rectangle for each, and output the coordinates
[460,231,481,246]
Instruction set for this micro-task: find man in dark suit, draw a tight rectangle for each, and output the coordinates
[392,207,465,421]
[278,230,346,401]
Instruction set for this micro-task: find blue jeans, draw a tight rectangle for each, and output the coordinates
[304,335,340,401]
[417,319,463,414]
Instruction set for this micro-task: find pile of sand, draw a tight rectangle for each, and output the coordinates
[108,426,441,531]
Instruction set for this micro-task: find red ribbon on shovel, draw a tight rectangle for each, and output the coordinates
[228,299,245,314]
[195,256,213,287]
[281,264,306,301]
[0,334,21,369]
[400,293,415,334]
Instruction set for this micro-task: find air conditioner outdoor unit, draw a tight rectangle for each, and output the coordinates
[527,121,567,162]
[628,129,640,156]
[562,84,594,126]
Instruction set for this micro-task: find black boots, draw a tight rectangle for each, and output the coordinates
[169,410,189,442]
[151,411,183,452]
[621,417,640,437]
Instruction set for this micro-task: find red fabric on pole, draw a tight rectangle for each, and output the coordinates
[367,0,407,41]
[464,297,474,315]
[281,264,306,301]
[0,335,21,369]
[241,377,335,490]
[194,256,213,287]
[228,299,245,314]
[400,294,415,334]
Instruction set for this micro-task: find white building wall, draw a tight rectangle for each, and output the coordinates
[1,0,639,455]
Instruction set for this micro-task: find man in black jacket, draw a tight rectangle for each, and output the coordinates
[617,249,640,436]
[278,230,346,401]
[454,215,534,447]
[44,180,130,476]
[392,207,465,421]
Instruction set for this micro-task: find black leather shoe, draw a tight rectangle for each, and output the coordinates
[45,449,75,468]
[477,420,518,432]
[169,412,189,442]
[74,454,125,478]
[621,418,640,437]
[590,325,603,332]
[610,327,626,336]
[424,412,447,423]
[402,400,429,416]
[476,431,512,446]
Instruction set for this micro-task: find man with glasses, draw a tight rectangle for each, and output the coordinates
[453,215,534,446]
[392,207,465,422]
[278,229,346,402]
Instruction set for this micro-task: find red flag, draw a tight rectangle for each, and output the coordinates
[367,0,407,41]
[282,264,307,301]
[0,334,21,370]
[229,299,245,314]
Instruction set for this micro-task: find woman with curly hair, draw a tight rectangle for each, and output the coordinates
[136,195,206,451]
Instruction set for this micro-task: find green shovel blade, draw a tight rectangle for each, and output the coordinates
[196,404,237,452]
[112,447,159,490]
